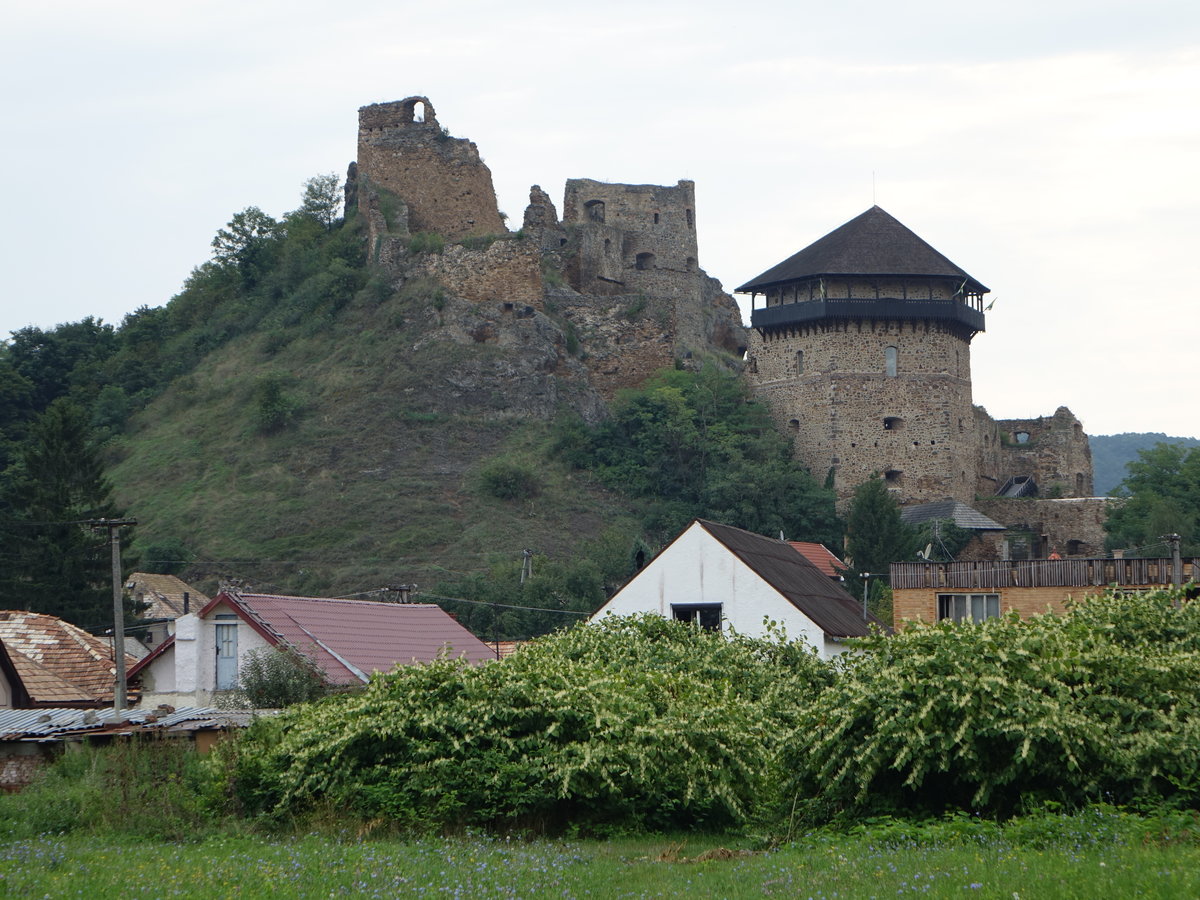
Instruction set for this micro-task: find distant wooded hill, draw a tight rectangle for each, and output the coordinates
[1090,433,1200,496]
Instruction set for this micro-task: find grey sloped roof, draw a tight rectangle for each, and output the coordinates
[697,520,883,638]
[900,500,1006,531]
[736,206,988,294]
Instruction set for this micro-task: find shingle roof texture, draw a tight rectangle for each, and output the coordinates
[127,573,208,621]
[0,612,135,703]
[698,521,882,638]
[900,500,1006,531]
[226,593,498,684]
[736,206,988,294]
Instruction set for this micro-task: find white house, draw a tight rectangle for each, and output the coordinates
[129,589,498,707]
[590,519,883,659]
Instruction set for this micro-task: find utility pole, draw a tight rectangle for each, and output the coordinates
[91,517,136,712]
[520,549,533,585]
[1165,533,1183,606]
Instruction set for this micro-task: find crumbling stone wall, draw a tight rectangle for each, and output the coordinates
[357,97,506,245]
[748,313,978,508]
[974,497,1112,558]
[561,179,701,301]
[975,406,1094,498]
[417,239,544,310]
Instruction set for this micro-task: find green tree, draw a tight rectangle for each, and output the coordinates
[562,364,841,546]
[844,475,918,619]
[234,646,328,708]
[297,173,342,230]
[211,206,281,287]
[0,400,130,627]
[1105,442,1200,555]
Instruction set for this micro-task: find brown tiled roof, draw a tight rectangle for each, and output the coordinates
[199,592,498,685]
[787,542,846,578]
[736,206,988,294]
[127,573,208,621]
[5,648,101,706]
[697,521,884,638]
[0,639,31,707]
[0,611,136,703]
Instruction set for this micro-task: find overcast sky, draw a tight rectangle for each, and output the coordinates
[3,0,1197,438]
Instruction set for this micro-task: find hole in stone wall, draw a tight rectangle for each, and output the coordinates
[1015,431,1030,444]
[883,416,905,431]
[585,200,606,223]
[885,469,903,484]
[635,252,656,271]
[653,212,660,224]
[686,209,694,228]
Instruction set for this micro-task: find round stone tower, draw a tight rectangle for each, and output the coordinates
[739,206,988,508]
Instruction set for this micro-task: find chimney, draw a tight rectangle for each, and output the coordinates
[183,592,190,614]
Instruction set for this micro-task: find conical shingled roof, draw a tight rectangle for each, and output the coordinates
[736,206,988,294]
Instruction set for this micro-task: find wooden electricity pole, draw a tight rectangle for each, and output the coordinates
[91,517,137,711]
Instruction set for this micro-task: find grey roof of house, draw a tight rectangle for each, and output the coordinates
[900,500,1006,531]
[0,706,243,741]
[697,520,884,638]
[736,206,988,294]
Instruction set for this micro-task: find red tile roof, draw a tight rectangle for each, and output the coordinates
[200,592,498,685]
[0,612,137,704]
[787,541,846,578]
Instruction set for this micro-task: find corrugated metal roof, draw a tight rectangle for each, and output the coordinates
[0,706,224,741]
[736,206,988,294]
[225,593,498,684]
[698,520,883,638]
[900,500,1006,531]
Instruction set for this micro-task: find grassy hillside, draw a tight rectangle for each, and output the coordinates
[107,273,638,601]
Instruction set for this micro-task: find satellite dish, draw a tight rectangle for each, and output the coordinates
[917,543,933,560]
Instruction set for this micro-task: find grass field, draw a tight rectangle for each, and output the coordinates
[3,820,1200,898]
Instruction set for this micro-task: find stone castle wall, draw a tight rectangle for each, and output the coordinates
[975,406,1094,498]
[974,496,1112,558]
[749,316,978,507]
[357,97,506,243]
[561,179,701,300]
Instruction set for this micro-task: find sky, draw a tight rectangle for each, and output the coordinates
[2,0,1198,438]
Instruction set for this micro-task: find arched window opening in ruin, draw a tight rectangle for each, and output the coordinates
[1015,431,1030,444]
[883,416,904,431]
[788,419,800,431]
[795,350,804,374]
[653,212,660,224]
[1074,423,1083,439]
[1076,472,1085,494]
[884,469,903,485]
[411,101,427,123]
[604,238,612,256]
[635,252,656,271]
[585,200,606,223]
[885,345,898,377]
[559,238,567,247]
[686,257,697,272]
[686,209,694,228]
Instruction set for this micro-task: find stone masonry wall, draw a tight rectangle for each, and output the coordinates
[418,239,545,310]
[974,497,1113,558]
[562,179,700,300]
[975,406,1094,498]
[357,97,506,243]
[749,315,977,507]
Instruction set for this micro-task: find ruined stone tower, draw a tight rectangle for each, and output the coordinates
[740,207,988,507]
[355,97,506,244]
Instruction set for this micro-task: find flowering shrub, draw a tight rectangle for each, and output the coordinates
[783,588,1200,819]
[216,614,830,832]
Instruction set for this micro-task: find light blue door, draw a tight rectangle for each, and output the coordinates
[215,623,238,690]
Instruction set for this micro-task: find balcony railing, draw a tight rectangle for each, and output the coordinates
[751,298,985,333]
[891,558,1198,591]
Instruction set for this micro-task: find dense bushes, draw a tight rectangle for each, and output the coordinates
[782,589,1200,820]
[214,590,1200,835]
[216,614,830,833]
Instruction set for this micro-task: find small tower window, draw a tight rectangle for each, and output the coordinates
[686,209,694,228]
[604,238,612,256]
[585,200,606,223]
[653,212,660,224]
[883,416,905,431]
[635,252,656,271]
[885,346,898,377]
[795,350,804,374]
[884,469,903,485]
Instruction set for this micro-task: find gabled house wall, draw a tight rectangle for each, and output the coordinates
[592,524,850,658]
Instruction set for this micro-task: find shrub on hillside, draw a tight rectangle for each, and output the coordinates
[780,588,1200,821]
[477,457,541,501]
[213,615,831,833]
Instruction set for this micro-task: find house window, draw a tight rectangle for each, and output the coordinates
[937,593,1000,624]
[671,603,722,631]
